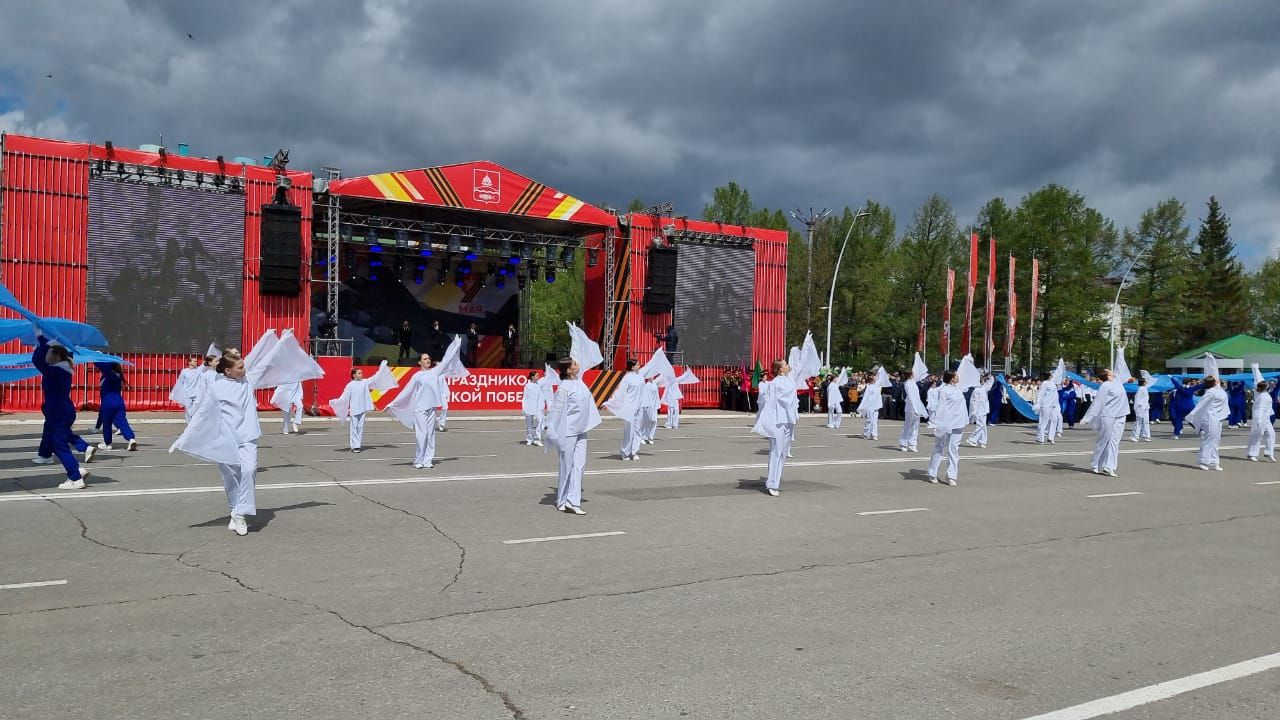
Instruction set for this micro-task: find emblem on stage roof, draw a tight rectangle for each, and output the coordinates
[473,169,501,204]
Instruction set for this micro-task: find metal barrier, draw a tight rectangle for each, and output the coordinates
[309,337,355,358]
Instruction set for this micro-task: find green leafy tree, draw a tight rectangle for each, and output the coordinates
[1119,199,1194,371]
[1186,196,1247,345]
[1248,253,1280,341]
[626,197,647,213]
[889,194,964,366]
[525,256,584,362]
[824,202,898,367]
[702,182,757,226]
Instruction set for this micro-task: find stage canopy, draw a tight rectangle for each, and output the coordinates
[327,160,616,232]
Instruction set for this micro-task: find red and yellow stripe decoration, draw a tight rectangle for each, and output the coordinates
[328,161,616,227]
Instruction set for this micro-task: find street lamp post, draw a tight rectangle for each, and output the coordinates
[1110,247,1149,367]
[824,207,872,366]
[790,207,832,334]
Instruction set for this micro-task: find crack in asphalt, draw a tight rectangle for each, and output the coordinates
[376,511,1275,629]
[303,460,467,593]
[0,590,233,617]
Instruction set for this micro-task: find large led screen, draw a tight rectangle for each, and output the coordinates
[673,244,755,365]
[87,178,245,353]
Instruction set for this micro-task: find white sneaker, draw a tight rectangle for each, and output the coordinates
[927,476,939,484]
[83,446,96,463]
[533,440,543,447]
[413,463,424,469]
[127,439,138,451]
[1129,438,1139,442]
[979,444,987,448]
[786,453,794,459]
[1212,465,1223,472]
[1103,469,1117,477]
[909,447,918,453]
[630,455,639,461]
[32,456,55,465]
[423,462,434,469]
[1248,456,1258,462]
[1091,467,1100,475]
[1198,464,1210,471]
[58,478,86,490]
[230,514,248,536]
[942,478,957,486]
[766,488,780,497]
[97,443,113,450]
[564,505,586,515]
[524,440,532,446]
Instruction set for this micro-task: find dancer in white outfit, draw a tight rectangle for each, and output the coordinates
[170,357,203,423]
[330,361,397,452]
[604,359,645,460]
[857,367,888,440]
[753,359,799,497]
[386,345,463,470]
[825,371,846,429]
[1035,373,1058,444]
[638,377,660,443]
[967,375,992,448]
[521,370,546,446]
[926,370,968,485]
[899,354,928,452]
[546,358,602,515]
[1247,380,1277,462]
[1187,376,1229,471]
[271,381,304,434]
[1130,377,1152,441]
[1082,368,1127,477]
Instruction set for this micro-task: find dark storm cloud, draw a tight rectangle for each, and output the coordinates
[3,0,1279,258]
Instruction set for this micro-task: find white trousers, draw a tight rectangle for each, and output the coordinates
[437,407,448,430]
[665,402,680,429]
[524,412,544,444]
[349,412,366,449]
[1037,413,1054,442]
[862,414,878,439]
[183,399,197,424]
[621,421,642,458]
[828,404,842,429]
[218,442,258,516]
[1247,422,1276,459]
[766,424,795,490]
[969,417,988,446]
[928,430,962,481]
[414,408,438,466]
[1092,418,1125,472]
[640,413,658,441]
[1198,421,1222,467]
[1131,414,1151,441]
[281,404,303,432]
[1050,408,1063,437]
[899,413,919,450]
[556,433,587,509]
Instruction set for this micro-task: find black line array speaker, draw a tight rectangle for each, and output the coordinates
[260,203,303,295]
[643,246,678,314]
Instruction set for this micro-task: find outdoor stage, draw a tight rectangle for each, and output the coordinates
[0,133,788,412]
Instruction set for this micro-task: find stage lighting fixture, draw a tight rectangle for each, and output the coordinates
[560,246,575,267]
[507,254,520,266]
[419,247,433,257]
[213,173,225,187]
[501,239,513,255]
[195,172,204,186]
[370,259,383,268]
[176,170,185,183]
[156,167,167,182]
[105,140,113,154]
[365,226,379,246]
[413,264,425,285]
[520,244,534,261]
[448,234,462,254]
[496,276,505,289]
[341,224,353,243]
[528,261,540,283]
[460,259,472,275]
[587,248,599,267]
[229,176,242,192]
[116,162,126,177]
[454,266,466,287]
[545,267,556,283]
[395,229,409,249]
[437,262,449,285]
[517,275,527,290]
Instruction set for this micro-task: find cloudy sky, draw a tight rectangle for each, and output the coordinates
[3,0,1278,260]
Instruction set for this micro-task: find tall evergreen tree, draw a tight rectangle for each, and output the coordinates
[1186,196,1247,344]
[822,202,898,367]
[1120,199,1194,371]
[1248,254,1280,342]
[891,194,964,366]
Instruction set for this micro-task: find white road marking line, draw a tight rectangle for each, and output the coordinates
[0,445,1250,504]
[1256,481,1280,486]
[1018,650,1280,720]
[0,579,68,590]
[1086,491,1143,498]
[0,453,501,473]
[856,507,929,516]
[501,531,627,545]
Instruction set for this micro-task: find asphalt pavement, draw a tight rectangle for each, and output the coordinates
[1,411,1277,719]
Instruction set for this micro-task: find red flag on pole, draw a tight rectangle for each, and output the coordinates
[962,232,977,354]
[917,301,927,355]
[984,236,996,365]
[941,268,955,359]
[1005,255,1017,357]
[1029,257,1040,333]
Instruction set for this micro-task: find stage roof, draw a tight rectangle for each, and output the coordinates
[1169,334,1280,361]
[328,161,616,229]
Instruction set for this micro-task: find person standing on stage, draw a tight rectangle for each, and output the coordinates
[503,323,518,368]
[397,320,413,362]
[967,374,992,448]
[271,381,304,434]
[1035,372,1058,444]
[464,322,480,367]
[546,357,601,515]
[639,376,660,444]
[753,358,798,497]
[1082,368,1127,477]
[94,362,137,452]
[521,370,546,446]
[1247,380,1277,462]
[1130,376,1152,442]
[330,361,397,453]
[926,370,967,486]
[428,319,446,359]
[605,359,645,461]
[31,336,92,487]
[1169,376,1200,439]
[1187,376,1229,471]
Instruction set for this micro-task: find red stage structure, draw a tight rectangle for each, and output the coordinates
[0,133,787,413]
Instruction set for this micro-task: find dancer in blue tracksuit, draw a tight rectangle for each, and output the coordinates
[1169,376,1200,439]
[31,335,92,488]
[1059,380,1079,429]
[1227,381,1247,428]
[1149,387,1165,423]
[94,362,137,451]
